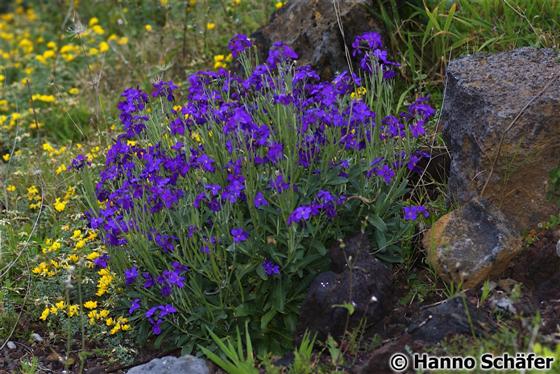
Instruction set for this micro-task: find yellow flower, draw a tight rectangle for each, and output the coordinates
[39,308,50,321]
[87,251,100,261]
[191,131,202,143]
[121,324,131,331]
[206,22,216,30]
[106,317,115,326]
[6,185,16,192]
[98,41,109,53]
[117,36,128,45]
[92,25,105,35]
[99,309,110,318]
[67,305,79,317]
[275,1,284,9]
[74,239,86,250]
[84,300,97,310]
[54,198,66,212]
[55,300,65,310]
[72,230,82,240]
[55,164,66,174]
[67,254,79,262]
[231,0,241,6]
[2,153,10,161]
[144,24,153,32]
[89,17,99,26]
[47,41,57,49]
[160,0,169,5]
[110,324,121,335]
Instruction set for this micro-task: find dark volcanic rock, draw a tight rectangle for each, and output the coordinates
[296,234,393,341]
[423,198,522,288]
[406,296,494,343]
[252,0,381,79]
[442,47,560,230]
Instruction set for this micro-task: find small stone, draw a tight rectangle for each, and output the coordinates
[295,233,393,341]
[423,198,522,288]
[6,341,16,350]
[30,333,43,343]
[406,296,494,343]
[126,355,209,374]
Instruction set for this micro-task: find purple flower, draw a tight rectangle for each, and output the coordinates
[270,174,289,193]
[124,266,138,286]
[262,259,280,276]
[228,34,253,58]
[129,298,141,315]
[287,205,313,225]
[267,143,283,164]
[152,80,178,102]
[376,165,395,185]
[68,154,87,171]
[254,191,268,208]
[93,253,109,269]
[231,227,249,243]
[267,41,298,66]
[143,272,155,288]
[403,205,429,221]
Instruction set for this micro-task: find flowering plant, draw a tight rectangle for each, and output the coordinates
[81,32,434,352]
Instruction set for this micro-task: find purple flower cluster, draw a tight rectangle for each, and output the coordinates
[86,31,434,338]
[403,205,430,221]
[145,304,177,335]
[287,190,345,225]
[351,32,400,79]
[262,259,280,276]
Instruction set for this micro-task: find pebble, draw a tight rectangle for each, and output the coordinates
[6,341,16,350]
[30,333,44,343]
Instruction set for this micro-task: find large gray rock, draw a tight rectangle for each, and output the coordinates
[252,0,381,79]
[126,355,209,374]
[442,47,560,230]
[295,234,393,341]
[423,198,522,288]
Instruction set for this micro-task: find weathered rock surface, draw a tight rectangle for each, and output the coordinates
[442,47,560,230]
[406,296,494,343]
[296,234,393,340]
[356,296,494,373]
[252,0,381,79]
[126,355,209,374]
[423,198,522,288]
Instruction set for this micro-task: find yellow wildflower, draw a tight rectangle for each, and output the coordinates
[39,308,50,321]
[54,198,66,212]
[68,87,79,95]
[67,305,79,317]
[206,22,215,30]
[6,185,16,192]
[2,153,10,161]
[275,1,284,9]
[145,24,153,32]
[99,41,109,53]
[55,164,66,174]
[84,300,97,310]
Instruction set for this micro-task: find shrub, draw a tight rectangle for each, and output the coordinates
[80,32,434,353]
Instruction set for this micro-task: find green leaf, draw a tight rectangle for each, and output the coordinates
[260,308,277,330]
